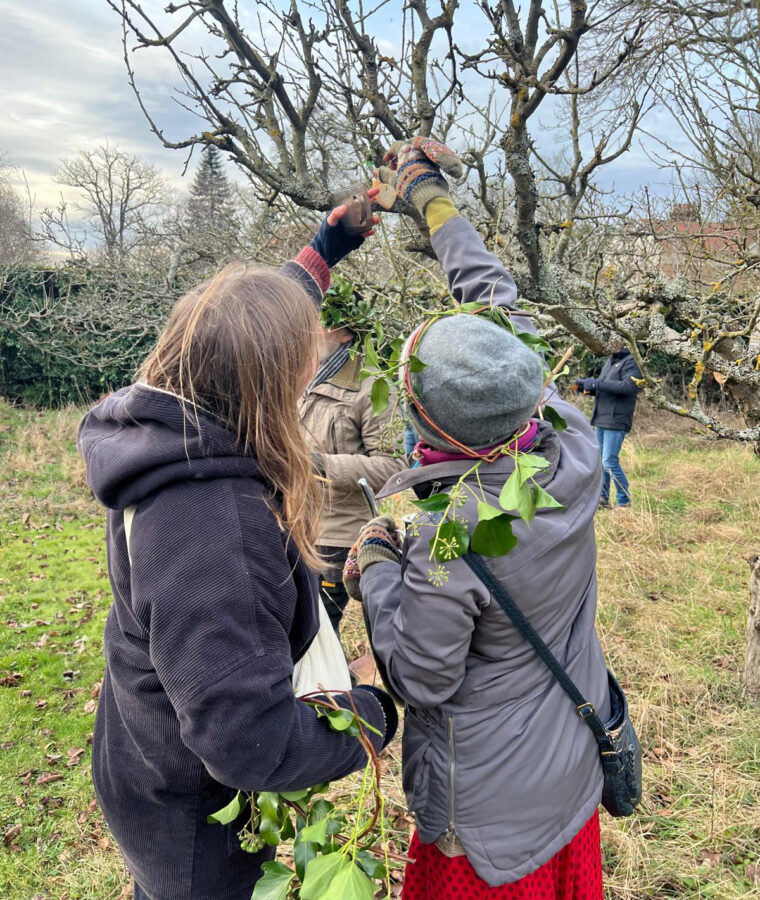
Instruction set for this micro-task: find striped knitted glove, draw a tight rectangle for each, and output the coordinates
[378,137,463,217]
[342,542,362,601]
[357,515,401,573]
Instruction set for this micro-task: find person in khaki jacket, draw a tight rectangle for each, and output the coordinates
[299,278,405,634]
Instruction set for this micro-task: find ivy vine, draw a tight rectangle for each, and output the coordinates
[208,692,403,900]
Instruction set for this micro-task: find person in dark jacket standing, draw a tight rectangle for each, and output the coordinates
[77,200,397,900]
[345,137,610,899]
[575,342,642,508]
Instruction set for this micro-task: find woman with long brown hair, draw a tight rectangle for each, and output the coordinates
[77,203,397,900]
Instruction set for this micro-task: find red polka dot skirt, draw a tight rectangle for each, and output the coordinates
[402,811,603,900]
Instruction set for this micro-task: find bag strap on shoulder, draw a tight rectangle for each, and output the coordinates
[123,505,137,565]
[462,552,613,752]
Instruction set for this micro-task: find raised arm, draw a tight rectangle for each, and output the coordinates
[377,139,533,329]
[280,192,380,307]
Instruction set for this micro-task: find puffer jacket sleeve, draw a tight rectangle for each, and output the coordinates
[430,216,536,335]
[133,479,392,793]
[360,538,489,707]
[323,382,405,493]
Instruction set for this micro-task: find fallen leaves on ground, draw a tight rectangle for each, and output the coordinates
[36,772,64,786]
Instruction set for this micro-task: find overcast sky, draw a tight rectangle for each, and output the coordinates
[0,0,677,214]
[1,0,203,209]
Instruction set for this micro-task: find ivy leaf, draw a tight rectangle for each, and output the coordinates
[306,799,345,836]
[388,337,403,364]
[317,707,360,736]
[299,818,329,846]
[279,788,310,803]
[294,835,318,882]
[363,334,380,369]
[411,492,450,512]
[515,454,550,485]
[257,792,280,821]
[206,790,245,825]
[534,485,563,510]
[370,378,390,416]
[279,811,295,842]
[355,850,388,880]
[257,792,284,846]
[498,470,521,511]
[471,514,518,557]
[375,321,384,345]
[499,470,537,524]
[321,861,377,900]
[251,862,296,900]
[306,783,330,801]
[543,406,567,432]
[430,519,470,562]
[300,851,349,899]
[408,354,428,373]
[308,798,335,823]
[476,501,505,521]
[516,331,551,353]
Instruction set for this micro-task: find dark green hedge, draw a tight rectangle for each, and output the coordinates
[0,268,178,407]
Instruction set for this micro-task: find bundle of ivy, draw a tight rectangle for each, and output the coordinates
[208,692,404,900]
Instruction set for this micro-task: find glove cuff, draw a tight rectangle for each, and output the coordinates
[354,685,400,744]
[357,541,399,573]
[290,247,330,300]
[396,161,449,215]
[425,197,459,235]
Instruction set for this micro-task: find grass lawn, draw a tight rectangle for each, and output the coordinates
[1,399,759,899]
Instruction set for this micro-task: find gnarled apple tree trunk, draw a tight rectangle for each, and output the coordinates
[742,555,760,702]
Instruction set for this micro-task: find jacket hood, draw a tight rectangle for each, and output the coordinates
[77,383,262,510]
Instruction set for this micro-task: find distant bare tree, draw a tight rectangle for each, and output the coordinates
[41,144,167,264]
[0,157,36,266]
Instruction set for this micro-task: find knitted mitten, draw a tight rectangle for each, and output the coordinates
[342,543,362,601]
[356,515,401,573]
[377,137,463,217]
[308,213,366,269]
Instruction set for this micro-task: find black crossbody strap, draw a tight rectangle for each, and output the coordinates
[462,552,614,752]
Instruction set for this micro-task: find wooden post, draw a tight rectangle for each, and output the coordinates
[742,555,760,702]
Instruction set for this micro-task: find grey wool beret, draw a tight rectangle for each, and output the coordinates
[406,314,545,451]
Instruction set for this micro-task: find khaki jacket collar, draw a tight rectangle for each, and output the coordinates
[306,352,362,401]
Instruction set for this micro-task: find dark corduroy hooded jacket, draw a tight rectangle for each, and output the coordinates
[77,384,392,900]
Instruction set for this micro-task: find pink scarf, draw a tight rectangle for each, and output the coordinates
[414,420,540,466]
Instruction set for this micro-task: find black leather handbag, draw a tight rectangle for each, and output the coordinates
[463,553,642,817]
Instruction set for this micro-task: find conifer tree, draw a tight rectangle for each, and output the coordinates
[183,145,239,266]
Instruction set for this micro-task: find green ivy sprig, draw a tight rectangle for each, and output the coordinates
[208,692,405,900]
[412,442,565,568]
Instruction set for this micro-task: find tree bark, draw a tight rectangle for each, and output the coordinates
[742,555,760,702]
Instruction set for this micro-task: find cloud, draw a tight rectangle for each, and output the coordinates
[0,0,206,209]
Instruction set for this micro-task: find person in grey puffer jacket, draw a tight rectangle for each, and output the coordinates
[346,138,611,898]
